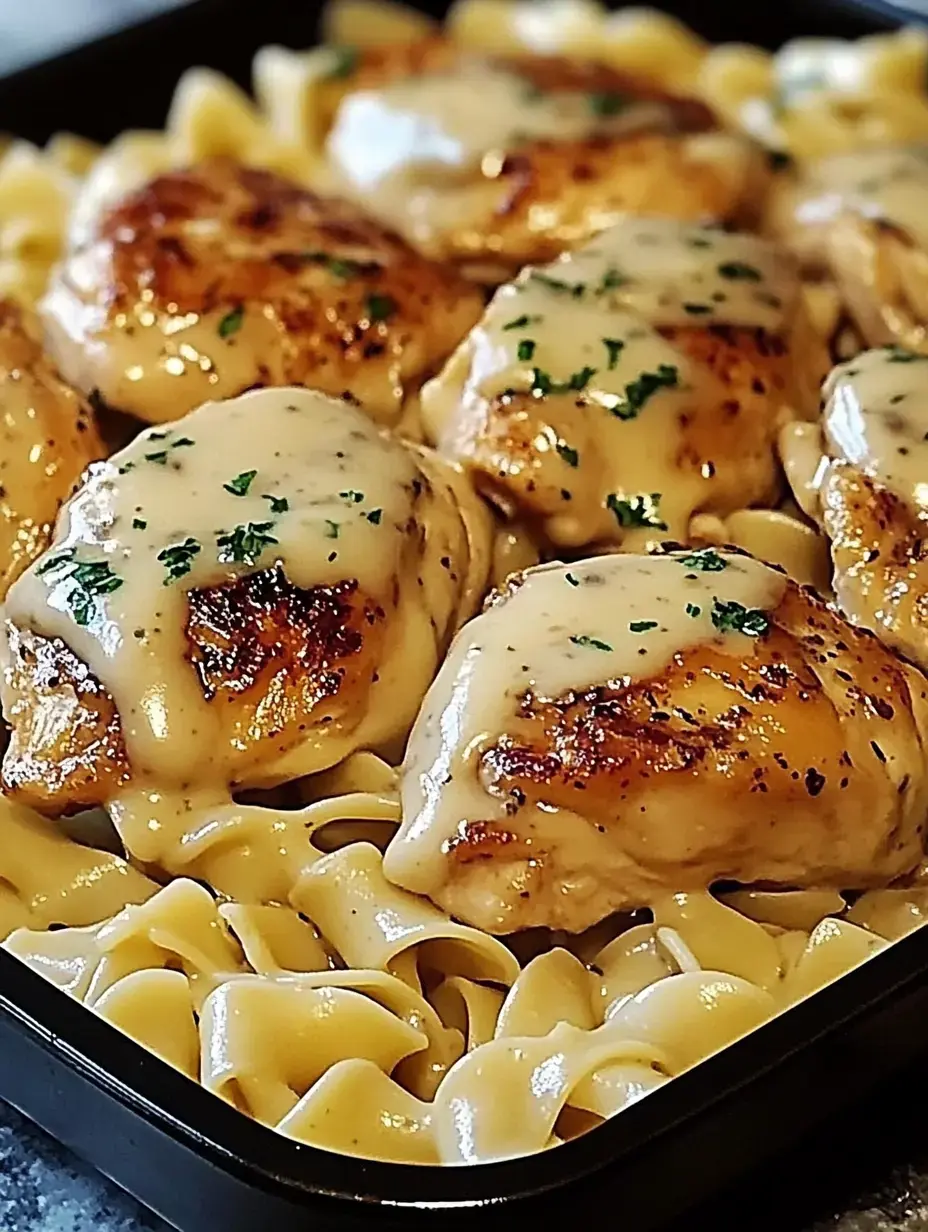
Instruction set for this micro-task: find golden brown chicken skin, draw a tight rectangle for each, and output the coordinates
[0,386,492,825]
[0,300,103,597]
[321,37,766,272]
[384,549,928,934]
[422,216,830,553]
[40,159,485,428]
[781,345,928,672]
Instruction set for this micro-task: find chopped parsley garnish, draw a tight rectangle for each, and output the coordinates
[366,293,396,323]
[679,548,727,572]
[598,267,627,293]
[570,635,613,651]
[132,517,147,530]
[610,364,680,420]
[606,492,667,530]
[144,450,169,465]
[218,306,244,338]
[263,494,289,513]
[37,551,123,626]
[223,469,257,497]
[602,338,624,369]
[303,251,364,279]
[589,91,629,117]
[683,303,712,315]
[565,572,580,587]
[144,435,194,465]
[686,602,701,618]
[629,620,658,633]
[711,598,770,637]
[556,441,579,467]
[158,537,201,585]
[173,438,195,448]
[503,313,541,331]
[339,489,364,504]
[366,508,383,524]
[324,520,340,540]
[886,346,928,363]
[529,270,585,298]
[517,339,536,362]
[326,46,358,79]
[217,521,279,566]
[718,262,762,282]
[531,365,597,396]
[118,462,135,474]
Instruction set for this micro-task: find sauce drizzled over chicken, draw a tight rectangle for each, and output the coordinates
[0,299,103,598]
[319,38,765,273]
[768,146,928,354]
[384,549,928,934]
[782,345,928,671]
[422,217,829,553]
[40,159,485,428]
[0,387,491,871]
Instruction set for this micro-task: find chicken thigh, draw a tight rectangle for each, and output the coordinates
[40,159,485,429]
[384,548,928,933]
[320,38,766,273]
[422,216,830,553]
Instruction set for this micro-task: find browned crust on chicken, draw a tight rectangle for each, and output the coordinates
[2,566,386,814]
[0,300,103,596]
[49,160,485,424]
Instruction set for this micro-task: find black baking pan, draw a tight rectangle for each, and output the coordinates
[0,1,925,1230]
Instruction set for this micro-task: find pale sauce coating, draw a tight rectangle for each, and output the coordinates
[2,386,485,809]
[385,551,786,897]
[324,64,672,250]
[423,216,799,548]
[821,345,928,506]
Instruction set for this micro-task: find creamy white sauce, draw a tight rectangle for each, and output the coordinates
[384,550,786,897]
[423,217,795,545]
[3,387,438,789]
[324,63,667,249]
[822,345,928,509]
[793,146,928,252]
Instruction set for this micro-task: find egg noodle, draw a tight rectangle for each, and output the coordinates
[2,0,928,1170]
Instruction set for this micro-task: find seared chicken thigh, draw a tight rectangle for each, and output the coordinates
[781,345,928,671]
[320,38,765,272]
[40,160,485,428]
[0,387,491,832]
[384,549,928,933]
[422,216,829,553]
[768,146,928,354]
[0,299,103,597]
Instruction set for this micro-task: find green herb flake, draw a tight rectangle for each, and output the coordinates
[589,91,629,117]
[683,303,713,316]
[629,620,658,633]
[158,537,201,585]
[531,365,597,396]
[132,518,147,530]
[144,450,169,465]
[216,521,279,566]
[718,261,762,282]
[517,338,536,362]
[570,634,613,651]
[37,552,123,625]
[324,520,340,540]
[598,266,627,293]
[602,338,624,370]
[223,469,257,497]
[606,492,667,530]
[302,251,365,279]
[556,441,579,467]
[326,45,358,79]
[679,548,728,572]
[610,364,679,420]
[565,572,580,587]
[886,346,928,364]
[685,602,701,618]
[339,489,364,504]
[529,270,585,298]
[263,494,289,513]
[366,508,383,524]
[118,462,135,474]
[711,598,770,637]
[366,293,396,323]
[503,313,541,331]
[218,306,244,338]
[688,236,713,249]
[173,437,195,448]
